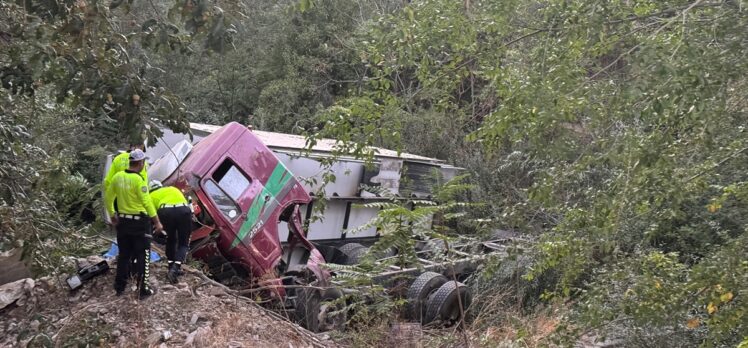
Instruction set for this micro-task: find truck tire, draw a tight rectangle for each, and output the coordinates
[338,243,364,255]
[424,281,472,326]
[206,256,240,285]
[406,272,447,322]
[295,287,322,332]
[347,246,368,264]
[295,286,346,332]
[338,243,367,265]
[320,287,347,331]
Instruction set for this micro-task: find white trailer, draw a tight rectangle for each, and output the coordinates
[144,123,460,245]
[141,123,520,330]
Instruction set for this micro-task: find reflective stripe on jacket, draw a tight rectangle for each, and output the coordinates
[150,186,188,208]
[106,170,157,217]
[103,151,148,195]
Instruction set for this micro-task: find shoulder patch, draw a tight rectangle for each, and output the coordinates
[141,186,148,193]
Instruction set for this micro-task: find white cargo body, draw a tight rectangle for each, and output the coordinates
[145,123,460,243]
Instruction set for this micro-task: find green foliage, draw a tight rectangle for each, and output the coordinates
[153,0,382,132]
[310,97,403,165]
[349,174,479,267]
[0,0,197,145]
[3,0,748,343]
[327,174,483,335]
[0,87,105,272]
[0,0,231,274]
[307,0,748,344]
[564,236,748,347]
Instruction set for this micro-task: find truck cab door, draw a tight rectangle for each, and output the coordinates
[202,158,282,274]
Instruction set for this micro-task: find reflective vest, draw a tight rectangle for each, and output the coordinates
[150,186,188,209]
[103,151,148,195]
[105,170,157,217]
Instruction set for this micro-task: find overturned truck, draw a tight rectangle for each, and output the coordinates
[135,122,513,332]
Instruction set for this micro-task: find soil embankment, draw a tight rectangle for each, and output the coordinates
[0,261,334,347]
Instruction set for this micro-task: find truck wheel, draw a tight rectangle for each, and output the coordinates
[406,272,447,322]
[319,287,347,332]
[295,287,321,332]
[338,243,366,265]
[424,281,472,326]
[347,246,369,264]
[295,286,346,332]
[206,257,240,285]
[338,243,364,255]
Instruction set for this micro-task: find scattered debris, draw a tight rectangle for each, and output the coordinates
[146,331,162,346]
[0,264,337,347]
[162,330,172,341]
[66,260,109,290]
[185,326,213,347]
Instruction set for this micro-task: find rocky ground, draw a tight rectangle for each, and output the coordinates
[0,258,335,347]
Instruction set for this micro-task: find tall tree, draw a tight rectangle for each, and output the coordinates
[0,0,232,269]
[310,0,748,345]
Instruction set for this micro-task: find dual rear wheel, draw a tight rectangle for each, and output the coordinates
[405,271,471,326]
[331,245,473,328]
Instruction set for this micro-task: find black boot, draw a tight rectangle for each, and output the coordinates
[167,262,179,284]
[139,286,157,300]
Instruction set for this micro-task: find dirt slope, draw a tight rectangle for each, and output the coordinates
[0,261,335,347]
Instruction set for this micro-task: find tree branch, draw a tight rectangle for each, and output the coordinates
[686,145,748,182]
[606,1,724,25]
[588,0,708,81]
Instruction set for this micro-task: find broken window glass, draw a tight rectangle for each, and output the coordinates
[212,160,250,201]
[204,180,240,220]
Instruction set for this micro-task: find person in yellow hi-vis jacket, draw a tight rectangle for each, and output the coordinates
[105,149,163,299]
[149,180,193,284]
[103,143,148,211]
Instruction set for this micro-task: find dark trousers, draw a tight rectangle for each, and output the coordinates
[158,206,192,263]
[114,217,152,293]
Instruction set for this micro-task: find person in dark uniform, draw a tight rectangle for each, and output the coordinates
[149,180,193,284]
[105,149,163,298]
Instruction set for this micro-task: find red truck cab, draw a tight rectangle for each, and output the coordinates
[163,122,329,298]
